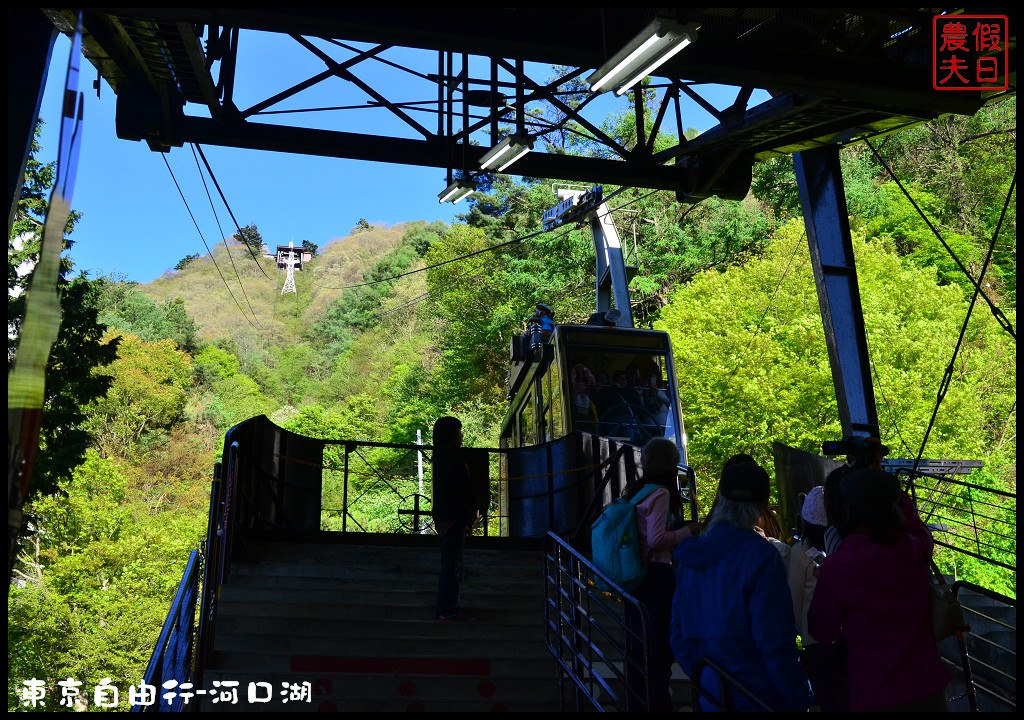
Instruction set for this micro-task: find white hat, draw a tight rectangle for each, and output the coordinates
[801,485,828,527]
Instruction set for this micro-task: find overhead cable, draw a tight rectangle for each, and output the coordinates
[912,174,1016,474]
[865,138,1015,341]
[193,144,274,279]
[324,185,657,292]
[189,144,262,325]
[161,153,261,330]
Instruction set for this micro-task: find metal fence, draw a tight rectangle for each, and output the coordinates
[544,532,653,712]
[132,550,201,712]
[941,581,1016,713]
[897,468,1016,573]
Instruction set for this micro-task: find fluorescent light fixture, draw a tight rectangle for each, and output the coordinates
[438,179,476,204]
[587,18,699,96]
[478,135,534,172]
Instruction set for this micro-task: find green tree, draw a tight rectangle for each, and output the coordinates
[301,239,318,257]
[9,450,206,710]
[95,280,200,354]
[655,220,1016,522]
[174,253,200,270]
[232,223,264,254]
[87,332,193,457]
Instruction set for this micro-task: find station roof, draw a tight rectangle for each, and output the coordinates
[39,8,1016,199]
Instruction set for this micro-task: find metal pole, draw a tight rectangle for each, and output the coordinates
[342,443,350,533]
[417,429,425,533]
[793,145,879,439]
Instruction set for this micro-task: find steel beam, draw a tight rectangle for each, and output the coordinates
[793,145,879,439]
[144,115,714,192]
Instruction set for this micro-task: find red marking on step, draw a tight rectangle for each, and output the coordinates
[399,680,417,697]
[406,702,425,712]
[477,680,495,698]
[291,656,492,676]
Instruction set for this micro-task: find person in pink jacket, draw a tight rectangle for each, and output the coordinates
[623,437,700,711]
[808,468,950,711]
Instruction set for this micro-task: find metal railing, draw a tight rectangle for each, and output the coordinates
[544,531,652,712]
[941,581,1016,713]
[132,550,202,712]
[897,467,1016,573]
[691,657,775,712]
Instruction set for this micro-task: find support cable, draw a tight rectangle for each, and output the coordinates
[189,144,262,326]
[365,188,662,323]
[160,154,260,331]
[865,139,1015,340]
[324,186,655,291]
[912,174,1016,474]
[869,355,914,456]
[193,144,273,279]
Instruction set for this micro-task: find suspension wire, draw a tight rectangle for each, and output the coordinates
[869,355,914,456]
[864,138,1015,341]
[189,144,263,327]
[357,187,663,323]
[725,225,807,378]
[160,154,260,330]
[324,185,657,292]
[912,174,1016,475]
[192,144,274,279]
[370,227,541,324]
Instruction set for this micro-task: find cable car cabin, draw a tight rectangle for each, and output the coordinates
[499,323,689,538]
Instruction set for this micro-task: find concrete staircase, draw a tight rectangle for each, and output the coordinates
[199,537,560,712]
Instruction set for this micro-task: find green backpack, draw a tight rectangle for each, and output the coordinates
[590,484,661,592]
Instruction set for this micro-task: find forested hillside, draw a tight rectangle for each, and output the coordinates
[8,95,1015,709]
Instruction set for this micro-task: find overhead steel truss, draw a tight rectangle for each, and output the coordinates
[30,8,1015,204]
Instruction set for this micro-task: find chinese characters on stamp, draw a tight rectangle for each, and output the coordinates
[933,15,1009,91]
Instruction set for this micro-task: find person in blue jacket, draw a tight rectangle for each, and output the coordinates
[670,460,812,712]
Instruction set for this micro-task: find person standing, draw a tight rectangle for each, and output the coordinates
[624,438,700,711]
[431,416,479,622]
[808,468,950,711]
[670,460,812,712]
[788,485,848,711]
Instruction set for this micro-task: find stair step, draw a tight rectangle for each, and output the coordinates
[207,650,558,678]
[213,615,547,640]
[215,599,542,623]
[213,631,547,658]
[218,585,544,609]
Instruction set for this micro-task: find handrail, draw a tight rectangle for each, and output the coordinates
[951,581,1016,608]
[892,467,1016,574]
[544,531,652,712]
[132,550,201,712]
[691,656,775,712]
[944,580,1017,712]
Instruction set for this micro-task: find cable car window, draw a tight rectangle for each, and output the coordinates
[539,370,552,442]
[565,346,679,446]
[518,391,536,447]
[548,359,564,440]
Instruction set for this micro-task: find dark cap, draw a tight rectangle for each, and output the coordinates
[536,303,553,315]
[865,437,891,458]
[840,468,899,513]
[719,461,770,503]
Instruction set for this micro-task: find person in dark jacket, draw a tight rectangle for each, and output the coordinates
[431,416,479,621]
[670,460,812,712]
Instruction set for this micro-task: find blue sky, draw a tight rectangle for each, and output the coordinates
[36,30,767,283]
